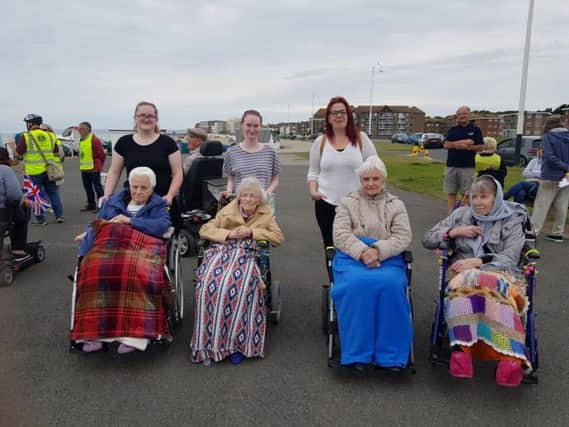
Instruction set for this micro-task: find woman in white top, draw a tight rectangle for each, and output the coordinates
[307,96,377,247]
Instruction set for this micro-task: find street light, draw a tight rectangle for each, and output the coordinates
[368,61,383,136]
[311,93,319,136]
[515,0,535,165]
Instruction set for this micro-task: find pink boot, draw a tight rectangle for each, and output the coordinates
[449,351,473,379]
[496,360,523,387]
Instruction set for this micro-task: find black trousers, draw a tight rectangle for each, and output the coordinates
[81,171,104,207]
[314,199,337,248]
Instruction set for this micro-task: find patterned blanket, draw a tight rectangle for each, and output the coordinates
[71,221,171,342]
[191,239,265,363]
[445,269,529,364]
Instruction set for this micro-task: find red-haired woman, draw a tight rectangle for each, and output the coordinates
[103,101,183,207]
[307,96,378,247]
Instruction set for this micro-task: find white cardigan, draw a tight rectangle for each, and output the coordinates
[306,132,377,205]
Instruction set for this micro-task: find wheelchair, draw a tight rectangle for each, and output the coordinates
[196,239,282,324]
[69,227,184,352]
[321,247,416,373]
[176,141,224,257]
[428,229,540,384]
[0,203,45,287]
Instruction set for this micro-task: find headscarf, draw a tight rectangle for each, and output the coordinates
[468,175,525,257]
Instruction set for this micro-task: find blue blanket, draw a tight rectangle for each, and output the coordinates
[331,237,412,367]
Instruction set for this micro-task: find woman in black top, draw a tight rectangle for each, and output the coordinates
[103,101,183,206]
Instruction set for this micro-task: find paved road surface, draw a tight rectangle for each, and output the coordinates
[1,158,567,426]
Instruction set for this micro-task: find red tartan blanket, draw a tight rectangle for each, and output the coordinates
[71,221,171,342]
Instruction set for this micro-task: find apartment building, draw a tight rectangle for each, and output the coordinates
[353,105,425,137]
[270,121,311,136]
[471,114,501,138]
[195,120,227,134]
[500,111,551,137]
[425,117,453,135]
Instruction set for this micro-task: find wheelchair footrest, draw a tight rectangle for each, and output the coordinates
[522,371,538,385]
[429,345,450,367]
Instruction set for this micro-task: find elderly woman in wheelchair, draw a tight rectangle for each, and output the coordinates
[191,176,283,365]
[330,156,413,371]
[423,175,533,387]
[71,167,173,354]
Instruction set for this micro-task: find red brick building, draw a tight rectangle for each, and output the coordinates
[353,105,425,137]
[425,117,452,135]
[500,111,551,137]
[471,114,501,138]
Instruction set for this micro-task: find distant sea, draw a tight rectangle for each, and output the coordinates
[0,129,113,144]
[0,129,188,145]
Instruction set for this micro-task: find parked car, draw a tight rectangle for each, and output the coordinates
[59,137,79,157]
[496,136,541,166]
[391,132,409,144]
[422,133,445,149]
[407,133,424,145]
[102,140,112,155]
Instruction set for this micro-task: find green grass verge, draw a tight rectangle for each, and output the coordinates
[296,149,524,201]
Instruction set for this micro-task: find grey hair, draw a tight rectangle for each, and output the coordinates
[355,155,388,179]
[236,176,268,204]
[128,166,156,188]
[471,175,497,196]
[483,136,497,151]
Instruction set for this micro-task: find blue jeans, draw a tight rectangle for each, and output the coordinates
[30,172,63,221]
[504,181,539,204]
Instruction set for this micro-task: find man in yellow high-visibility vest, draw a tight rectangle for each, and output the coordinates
[77,122,106,211]
[12,114,64,225]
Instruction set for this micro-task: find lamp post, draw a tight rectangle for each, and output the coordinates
[515,0,535,165]
[368,62,382,136]
[311,93,319,137]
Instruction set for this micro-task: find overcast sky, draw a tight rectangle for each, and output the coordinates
[1,0,567,131]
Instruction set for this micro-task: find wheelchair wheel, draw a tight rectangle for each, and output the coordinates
[321,285,330,336]
[166,238,184,327]
[35,245,46,263]
[268,280,281,324]
[0,265,14,287]
[177,229,197,258]
[174,244,184,322]
[429,318,450,367]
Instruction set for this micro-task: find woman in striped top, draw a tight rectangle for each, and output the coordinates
[223,110,281,197]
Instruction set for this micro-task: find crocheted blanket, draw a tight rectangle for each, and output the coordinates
[445,269,529,364]
[71,221,170,342]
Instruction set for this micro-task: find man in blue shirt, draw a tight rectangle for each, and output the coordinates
[443,106,484,212]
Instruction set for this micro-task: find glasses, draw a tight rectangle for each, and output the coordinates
[329,110,348,117]
[136,114,157,120]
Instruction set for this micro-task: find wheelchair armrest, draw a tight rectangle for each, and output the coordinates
[523,247,540,262]
[401,250,413,263]
[162,227,175,240]
[257,240,270,250]
[325,246,336,262]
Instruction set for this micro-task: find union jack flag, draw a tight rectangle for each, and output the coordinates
[22,174,51,217]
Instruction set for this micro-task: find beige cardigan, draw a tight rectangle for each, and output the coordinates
[333,190,412,261]
[199,199,284,246]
